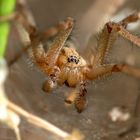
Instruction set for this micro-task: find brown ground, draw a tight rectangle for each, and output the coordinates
[1,0,140,140]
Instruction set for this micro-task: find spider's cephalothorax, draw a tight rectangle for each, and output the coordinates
[17,12,140,113]
[56,47,87,88]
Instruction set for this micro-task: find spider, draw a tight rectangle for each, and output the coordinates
[13,3,140,113]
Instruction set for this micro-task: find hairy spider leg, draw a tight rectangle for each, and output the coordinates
[85,12,140,80]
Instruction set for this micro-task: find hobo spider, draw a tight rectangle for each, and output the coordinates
[14,3,140,113]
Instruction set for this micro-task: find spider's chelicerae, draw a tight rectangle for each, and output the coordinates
[16,8,140,113]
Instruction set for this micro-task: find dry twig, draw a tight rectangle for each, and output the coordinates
[8,101,83,140]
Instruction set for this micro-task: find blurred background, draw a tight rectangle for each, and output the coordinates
[1,0,140,139]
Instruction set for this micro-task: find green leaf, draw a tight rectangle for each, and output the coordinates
[0,0,16,58]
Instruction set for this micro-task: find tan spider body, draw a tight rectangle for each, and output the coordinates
[56,47,87,87]
[42,46,88,93]
[15,7,140,113]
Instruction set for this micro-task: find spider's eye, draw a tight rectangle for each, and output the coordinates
[67,55,79,64]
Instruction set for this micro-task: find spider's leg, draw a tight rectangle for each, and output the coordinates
[107,21,140,47]
[7,0,38,66]
[92,24,117,66]
[41,18,74,41]
[74,82,88,113]
[34,17,74,75]
[119,12,140,26]
[18,0,74,40]
[9,0,74,66]
[16,0,75,48]
[37,18,73,92]
[92,12,140,67]
[15,18,72,63]
[16,1,74,70]
[16,0,37,37]
[16,1,74,92]
[85,64,140,80]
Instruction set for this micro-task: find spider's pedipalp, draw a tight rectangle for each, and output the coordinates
[74,82,88,113]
